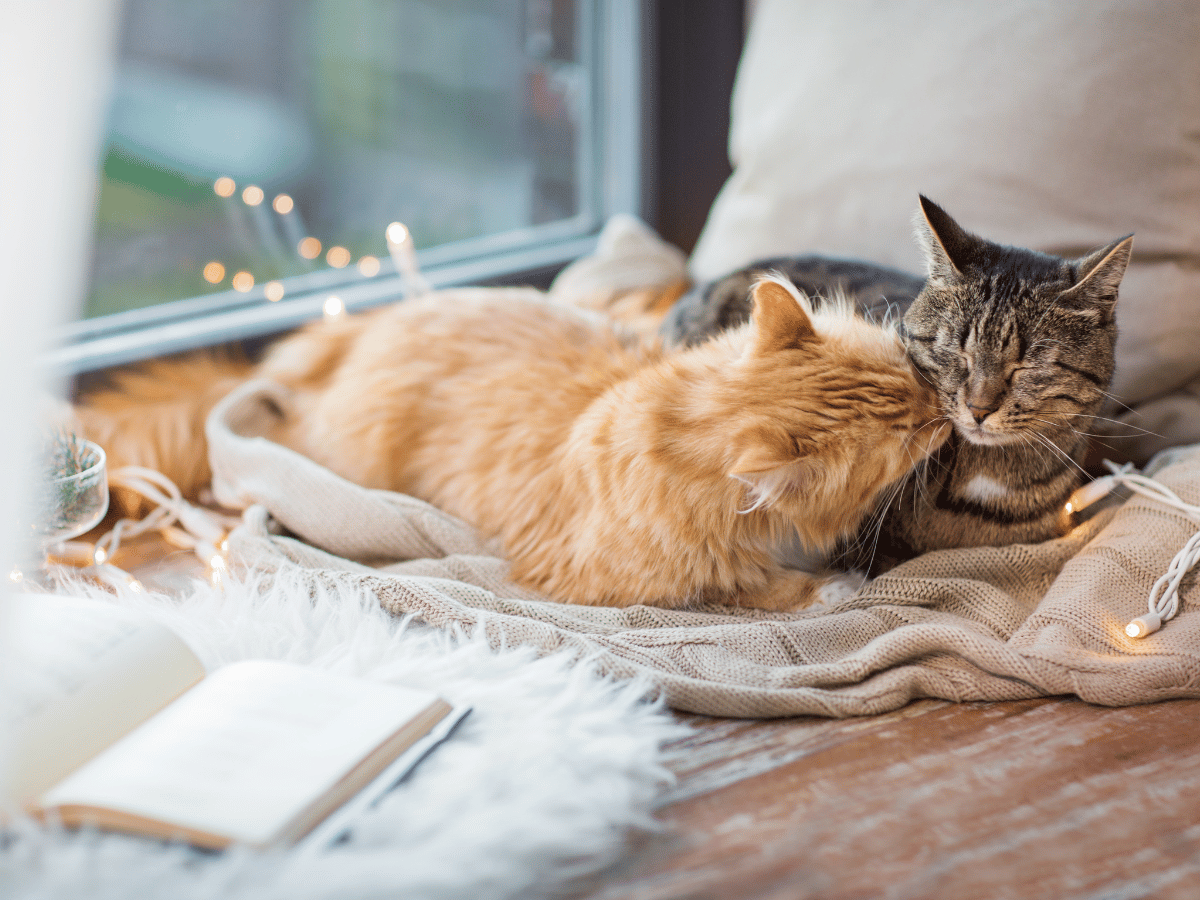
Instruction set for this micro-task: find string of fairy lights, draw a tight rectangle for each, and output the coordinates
[205,175,427,320]
[7,189,434,592]
[1065,461,1200,639]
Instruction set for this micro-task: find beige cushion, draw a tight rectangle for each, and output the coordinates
[689,0,1200,411]
[550,214,686,301]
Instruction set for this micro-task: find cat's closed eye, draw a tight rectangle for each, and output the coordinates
[1005,364,1031,385]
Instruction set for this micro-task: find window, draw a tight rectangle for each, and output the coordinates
[54,0,643,374]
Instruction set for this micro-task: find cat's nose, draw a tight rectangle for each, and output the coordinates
[968,403,997,425]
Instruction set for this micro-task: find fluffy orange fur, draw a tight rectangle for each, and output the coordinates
[565,278,690,344]
[77,279,947,611]
[75,351,253,517]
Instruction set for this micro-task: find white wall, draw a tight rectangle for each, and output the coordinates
[0,1,119,575]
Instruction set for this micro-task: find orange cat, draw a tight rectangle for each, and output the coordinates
[78,278,947,611]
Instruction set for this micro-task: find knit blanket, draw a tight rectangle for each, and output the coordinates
[207,369,1200,720]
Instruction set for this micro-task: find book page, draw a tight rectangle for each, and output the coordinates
[0,593,205,807]
[40,660,450,848]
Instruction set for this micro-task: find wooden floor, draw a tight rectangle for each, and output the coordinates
[105,532,1200,900]
[574,697,1200,900]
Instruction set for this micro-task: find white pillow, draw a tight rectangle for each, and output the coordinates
[689,0,1200,410]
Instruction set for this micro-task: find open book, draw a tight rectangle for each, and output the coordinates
[1,593,464,850]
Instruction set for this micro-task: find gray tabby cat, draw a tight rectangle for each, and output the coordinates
[662,255,926,344]
[663,196,1134,573]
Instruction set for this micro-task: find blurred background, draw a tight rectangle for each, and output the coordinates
[88,0,586,320]
[63,0,744,373]
[0,0,743,578]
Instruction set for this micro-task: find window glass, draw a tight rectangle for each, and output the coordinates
[85,0,593,323]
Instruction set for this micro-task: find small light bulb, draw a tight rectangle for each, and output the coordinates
[1125,612,1162,639]
[385,220,430,296]
[386,222,409,245]
[203,261,226,284]
[9,566,23,583]
[93,546,108,565]
[324,295,345,319]
[1066,476,1116,516]
[1064,501,1075,515]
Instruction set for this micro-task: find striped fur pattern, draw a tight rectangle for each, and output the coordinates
[661,197,1133,574]
[860,197,1132,571]
[661,255,926,346]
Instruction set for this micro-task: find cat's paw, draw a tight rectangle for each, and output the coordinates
[812,571,867,610]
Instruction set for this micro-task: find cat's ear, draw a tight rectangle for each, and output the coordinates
[1060,234,1134,313]
[914,195,975,281]
[728,426,818,476]
[747,276,817,355]
[727,435,819,506]
[729,443,803,477]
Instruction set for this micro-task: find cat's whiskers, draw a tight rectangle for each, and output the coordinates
[841,462,912,574]
[901,353,941,396]
[1022,411,1084,433]
[1095,388,1140,416]
[1076,410,1163,438]
[827,414,943,573]
[880,298,904,328]
[1027,415,1114,440]
[908,415,951,459]
[1012,430,1054,468]
[903,416,949,507]
[1028,412,1154,462]
[1082,436,1132,460]
[859,481,904,572]
[913,367,940,392]
[1029,431,1090,479]
[907,421,950,513]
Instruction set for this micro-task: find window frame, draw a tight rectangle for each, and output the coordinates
[53,0,648,376]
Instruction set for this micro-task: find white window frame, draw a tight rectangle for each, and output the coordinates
[51,0,645,376]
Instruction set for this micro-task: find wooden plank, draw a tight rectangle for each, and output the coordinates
[659,700,951,805]
[580,698,1200,900]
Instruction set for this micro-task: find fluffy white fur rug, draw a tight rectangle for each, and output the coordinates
[1,567,686,900]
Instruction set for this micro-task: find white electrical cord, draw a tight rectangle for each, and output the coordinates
[1067,461,1200,639]
[90,465,241,589]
